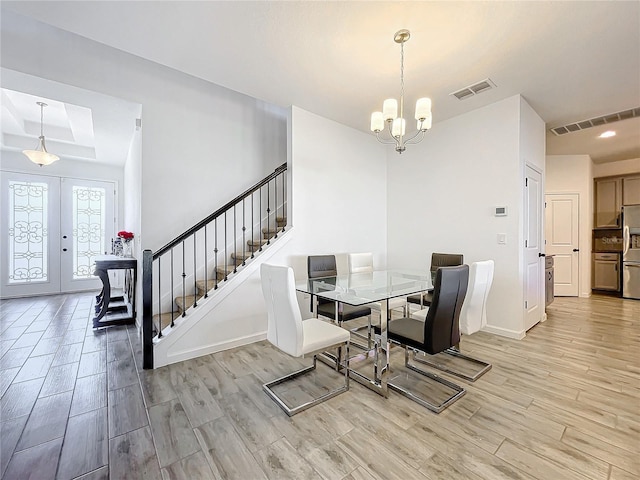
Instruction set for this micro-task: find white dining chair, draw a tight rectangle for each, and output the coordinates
[346,253,408,349]
[260,263,350,416]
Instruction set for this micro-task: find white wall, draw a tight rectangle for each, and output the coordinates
[519,97,547,323]
[592,157,640,178]
[155,106,388,365]
[1,11,287,254]
[545,155,593,297]
[1,151,124,219]
[387,95,544,338]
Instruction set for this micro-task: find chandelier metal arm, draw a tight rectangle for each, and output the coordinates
[374,131,400,145]
[403,129,427,145]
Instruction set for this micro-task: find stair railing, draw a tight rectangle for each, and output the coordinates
[142,163,287,369]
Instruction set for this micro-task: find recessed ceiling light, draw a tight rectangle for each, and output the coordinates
[599,131,616,138]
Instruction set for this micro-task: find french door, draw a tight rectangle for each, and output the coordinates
[1,172,115,298]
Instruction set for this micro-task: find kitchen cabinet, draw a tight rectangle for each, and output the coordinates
[595,177,622,227]
[622,176,640,205]
[593,253,620,291]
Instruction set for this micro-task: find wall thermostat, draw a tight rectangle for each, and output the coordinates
[495,206,508,216]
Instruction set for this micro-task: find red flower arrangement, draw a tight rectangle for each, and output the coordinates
[117,231,134,241]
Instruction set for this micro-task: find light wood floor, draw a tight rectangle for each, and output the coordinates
[0,294,638,479]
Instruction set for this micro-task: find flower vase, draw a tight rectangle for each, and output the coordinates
[122,240,133,258]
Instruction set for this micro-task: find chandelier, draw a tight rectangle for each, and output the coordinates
[370,29,432,154]
[22,102,60,166]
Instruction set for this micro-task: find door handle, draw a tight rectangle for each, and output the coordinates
[538,253,546,257]
[62,248,68,252]
[573,248,579,252]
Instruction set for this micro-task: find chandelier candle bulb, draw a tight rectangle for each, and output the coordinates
[371,112,384,132]
[383,99,398,121]
[392,118,406,137]
[419,114,433,131]
[415,98,432,120]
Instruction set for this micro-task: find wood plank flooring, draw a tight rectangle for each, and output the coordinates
[0,293,638,479]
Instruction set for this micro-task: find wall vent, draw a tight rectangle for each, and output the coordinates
[550,107,640,136]
[450,78,496,100]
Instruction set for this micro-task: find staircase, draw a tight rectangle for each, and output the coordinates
[153,216,286,332]
[142,163,288,369]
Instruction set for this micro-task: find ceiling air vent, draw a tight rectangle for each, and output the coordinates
[550,107,640,136]
[450,78,496,100]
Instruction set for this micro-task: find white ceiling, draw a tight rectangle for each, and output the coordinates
[0,71,141,166]
[3,1,639,164]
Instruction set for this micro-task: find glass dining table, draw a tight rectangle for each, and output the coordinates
[296,269,432,397]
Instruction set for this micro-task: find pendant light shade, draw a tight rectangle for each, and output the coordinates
[23,102,59,167]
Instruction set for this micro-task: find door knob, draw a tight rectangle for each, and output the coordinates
[62,248,68,252]
[62,235,67,239]
[573,248,579,252]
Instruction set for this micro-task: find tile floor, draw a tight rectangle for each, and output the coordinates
[1,293,144,479]
[1,293,638,480]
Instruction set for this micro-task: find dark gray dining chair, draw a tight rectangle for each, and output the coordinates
[307,255,372,346]
[386,264,469,413]
[410,260,494,382]
[407,252,463,309]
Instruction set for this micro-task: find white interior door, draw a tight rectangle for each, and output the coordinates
[1,172,61,297]
[60,178,115,293]
[545,193,579,296]
[1,172,115,298]
[524,166,544,331]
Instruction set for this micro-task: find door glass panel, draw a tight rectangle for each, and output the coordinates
[8,180,49,284]
[72,185,106,279]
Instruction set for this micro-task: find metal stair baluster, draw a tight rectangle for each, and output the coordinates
[193,235,197,308]
[181,240,186,317]
[170,248,175,327]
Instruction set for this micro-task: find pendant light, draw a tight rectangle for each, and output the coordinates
[23,101,60,166]
[370,29,432,154]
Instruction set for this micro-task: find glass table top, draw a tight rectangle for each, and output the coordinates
[295,269,433,306]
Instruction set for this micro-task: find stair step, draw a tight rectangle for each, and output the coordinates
[276,216,287,226]
[261,227,283,239]
[175,294,203,313]
[215,265,235,281]
[196,278,218,296]
[247,238,268,252]
[231,252,252,263]
[152,311,180,332]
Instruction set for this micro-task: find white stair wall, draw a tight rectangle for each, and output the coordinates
[153,228,294,367]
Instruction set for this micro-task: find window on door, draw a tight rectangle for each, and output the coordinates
[71,185,108,279]
[8,179,50,284]
[1,172,116,298]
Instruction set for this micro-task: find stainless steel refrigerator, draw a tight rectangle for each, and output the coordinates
[622,205,640,299]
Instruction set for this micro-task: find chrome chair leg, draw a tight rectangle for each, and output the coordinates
[387,346,465,413]
[412,346,492,382]
[263,341,350,417]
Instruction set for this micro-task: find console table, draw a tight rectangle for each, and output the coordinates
[93,255,137,328]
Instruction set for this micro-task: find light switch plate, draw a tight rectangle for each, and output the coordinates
[497,233,507,244]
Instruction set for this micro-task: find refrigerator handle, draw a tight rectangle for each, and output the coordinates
[623,225,630,257]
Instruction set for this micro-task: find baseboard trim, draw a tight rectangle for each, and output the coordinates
[482,324,526,340]
[156,331,267,368]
